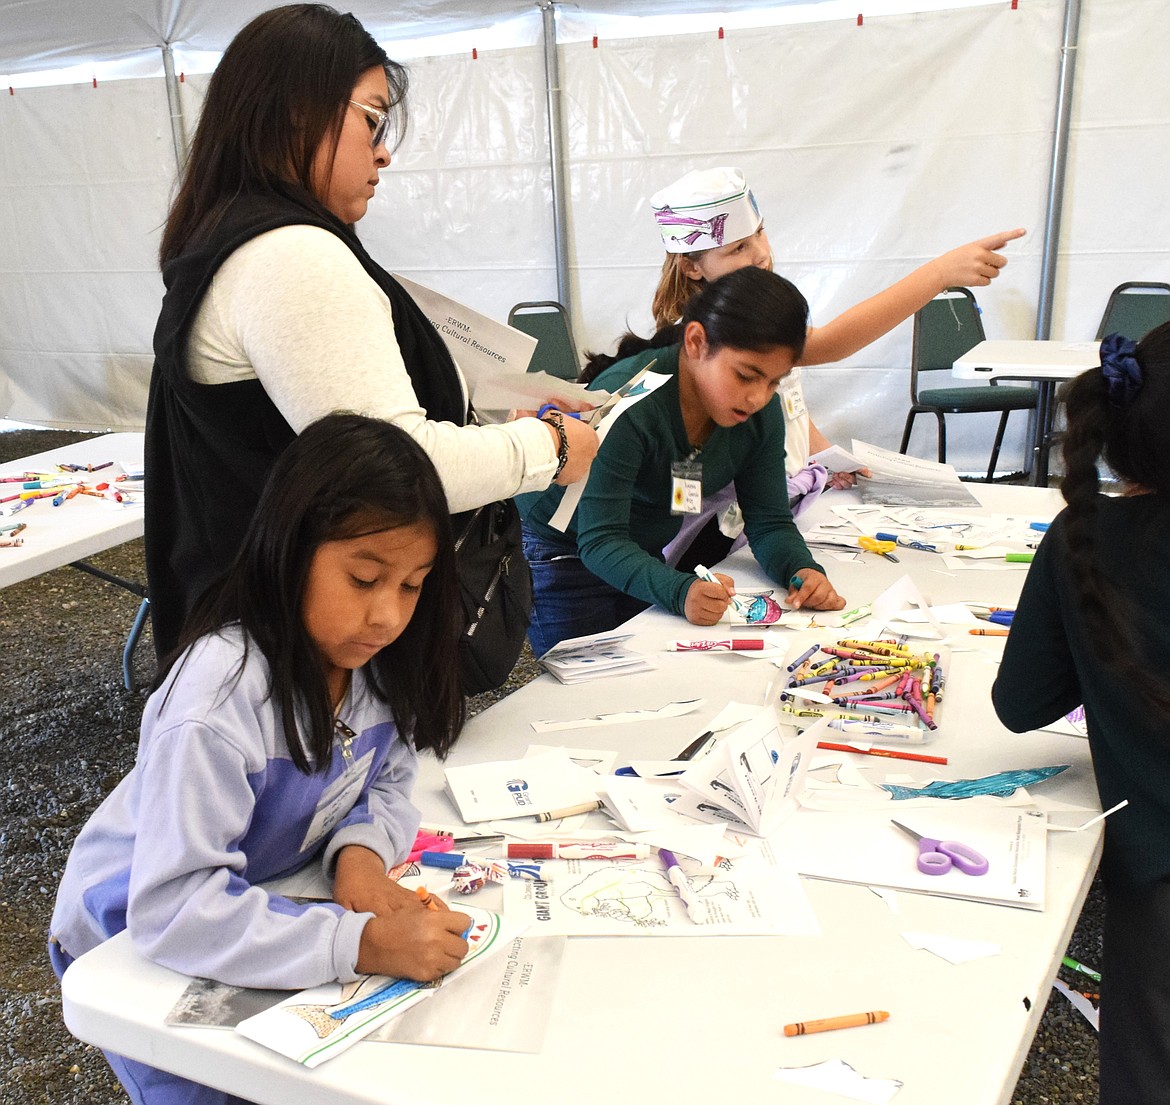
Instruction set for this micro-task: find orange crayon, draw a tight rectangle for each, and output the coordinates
[969,628,1009,637]
[784,1010,890,1036]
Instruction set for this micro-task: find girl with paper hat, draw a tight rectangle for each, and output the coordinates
[648,166,1025,482]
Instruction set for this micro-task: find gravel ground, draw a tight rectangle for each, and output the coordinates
[0,428,1102,1104]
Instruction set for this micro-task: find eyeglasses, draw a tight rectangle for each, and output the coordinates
[348,100,392,149]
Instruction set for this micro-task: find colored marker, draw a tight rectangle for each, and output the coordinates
[669,639,767,651]
[816,741,947,765]
[1005,552,1034,563]
[658,847,707,924]
[1062,955,1101,983]
[784,1010,890,1036]
[828,719,928,743]
[694,564,749,616]
[506,841,649,860]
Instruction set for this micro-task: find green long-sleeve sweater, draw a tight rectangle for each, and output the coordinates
[519,344,822,614]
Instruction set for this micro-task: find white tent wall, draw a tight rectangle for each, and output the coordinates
[0,0,1167,474]
[0,77,172,429]
[561,2,1060,469]
[1054,0,1170,342]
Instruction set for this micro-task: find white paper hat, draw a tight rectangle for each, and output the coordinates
[650,167,763,254]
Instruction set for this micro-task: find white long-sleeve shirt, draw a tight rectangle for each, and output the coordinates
[187,224,559,513]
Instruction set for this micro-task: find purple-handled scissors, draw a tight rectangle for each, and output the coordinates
[891,820,989,876]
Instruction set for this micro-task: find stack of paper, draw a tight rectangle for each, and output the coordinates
[667,707,814,837]
[444,747,601,823]
[538,631,654,684]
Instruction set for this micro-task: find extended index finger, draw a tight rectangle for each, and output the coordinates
[978,227,1026,251]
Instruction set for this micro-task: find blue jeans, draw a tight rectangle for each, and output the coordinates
[50,940,256,1105]
[522,526,648,657]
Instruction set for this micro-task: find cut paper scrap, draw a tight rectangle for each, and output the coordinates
[1052,978,1100,1032]
[901,930,1000,965]
[235,906,524,1067]
[869,886,901,914]
[530,698,703,734]
[774,1058,903,1105]
[525,745,617,775]
[869,574,945,639]
[1046,798,1128,832]
[881,764,1069,801]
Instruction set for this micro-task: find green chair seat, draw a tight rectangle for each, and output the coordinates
[898,287,1038,481]
[916,385,1038,412]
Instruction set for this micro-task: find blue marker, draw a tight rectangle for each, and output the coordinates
[875,531,943,553]
[1029,521,1050,532]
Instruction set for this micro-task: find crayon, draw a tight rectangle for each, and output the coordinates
[784,1010,889,1036]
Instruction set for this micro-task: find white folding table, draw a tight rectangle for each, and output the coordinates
[0,431,148,685]
[61,482,1102,1105]
[952,340,1101,487]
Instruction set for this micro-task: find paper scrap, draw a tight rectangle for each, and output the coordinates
[1052,978,1099,1032]
[530,698,703,733]
[901,930,1000,965]
[774,1058,903,1104]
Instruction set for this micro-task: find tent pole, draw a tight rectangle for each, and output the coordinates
[538,1,573,312]
[161,44,188,173]
[1035,0,1082,340]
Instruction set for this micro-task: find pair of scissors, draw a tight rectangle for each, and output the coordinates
[857,536,900,563]
[891,820,989,876]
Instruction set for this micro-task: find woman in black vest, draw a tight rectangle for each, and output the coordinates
[146,3,597,661]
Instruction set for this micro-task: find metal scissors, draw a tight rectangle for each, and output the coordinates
[857,536,899,563]
[891,820,989,876]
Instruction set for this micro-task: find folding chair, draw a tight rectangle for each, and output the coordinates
[507,301,580,381]
[898,288,1038,482]
[1095,281,1170,342]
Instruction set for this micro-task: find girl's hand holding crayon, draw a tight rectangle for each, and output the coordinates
[356,900,472,982]
[788,570,846,612]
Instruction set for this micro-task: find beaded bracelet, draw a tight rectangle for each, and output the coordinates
[542,410,569,479]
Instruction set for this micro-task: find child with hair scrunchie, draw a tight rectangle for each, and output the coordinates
[992,321,1170,1105]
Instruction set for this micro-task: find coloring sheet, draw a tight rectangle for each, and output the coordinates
[503,844,820,936]
[235,905,524,1066]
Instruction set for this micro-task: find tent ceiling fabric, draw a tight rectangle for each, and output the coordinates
[0,0,833,74]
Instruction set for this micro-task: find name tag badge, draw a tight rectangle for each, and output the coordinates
[670,459,703,515]
[301,747,375,854]
[780,376,806,422]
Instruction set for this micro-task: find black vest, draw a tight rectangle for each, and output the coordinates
[144,185,467,660]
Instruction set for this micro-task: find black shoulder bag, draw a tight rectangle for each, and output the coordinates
[453,497,533,695]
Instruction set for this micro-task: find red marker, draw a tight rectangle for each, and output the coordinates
[669,639,767,651]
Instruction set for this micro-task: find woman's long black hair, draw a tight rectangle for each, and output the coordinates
[1059,321,1170,712]
[160,4,409,264]
[161,413,465,772]
[580,267,808,384]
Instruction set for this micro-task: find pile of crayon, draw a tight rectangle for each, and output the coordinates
[0,462,137,540]
[778,638,945,743]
